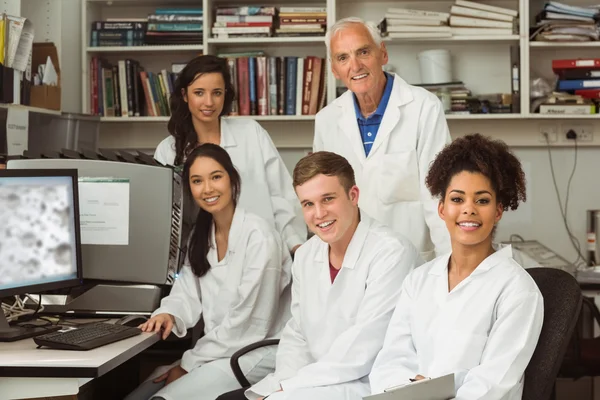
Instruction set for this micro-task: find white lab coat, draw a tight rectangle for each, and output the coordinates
[154,117,307,252]
[246,211,422,400]
[369,245,544,400]
[313,74,451,261]
[152,207,293,373]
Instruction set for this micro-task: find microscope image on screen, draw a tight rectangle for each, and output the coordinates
[0,183,75,287]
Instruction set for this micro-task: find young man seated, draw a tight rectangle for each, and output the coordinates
[218,151,422,400]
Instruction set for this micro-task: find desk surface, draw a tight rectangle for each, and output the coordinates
[0,330,160,378]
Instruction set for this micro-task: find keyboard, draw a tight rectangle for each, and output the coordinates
[33,322,142,350]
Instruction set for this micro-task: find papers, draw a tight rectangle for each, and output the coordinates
[5,107,29,155]
[365,373,455,400]
[78,178,131,245]
[36,55,58,86]
[5,15,34,72]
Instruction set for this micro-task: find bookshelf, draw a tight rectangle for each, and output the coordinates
[72,0,600,152]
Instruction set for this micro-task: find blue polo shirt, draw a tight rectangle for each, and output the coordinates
[353,72,394,156]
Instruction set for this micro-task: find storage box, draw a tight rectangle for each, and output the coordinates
[30,42,61,111]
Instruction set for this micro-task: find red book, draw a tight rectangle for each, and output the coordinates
[552,58,600,73]
[236,57,250,116]
[574,88,600,99]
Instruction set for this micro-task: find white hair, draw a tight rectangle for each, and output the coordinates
[325,17,383,60]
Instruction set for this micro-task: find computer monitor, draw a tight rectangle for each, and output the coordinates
[0,169,83,341]
[7,157,181,315]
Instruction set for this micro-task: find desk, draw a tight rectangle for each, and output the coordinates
[0,329,159,400]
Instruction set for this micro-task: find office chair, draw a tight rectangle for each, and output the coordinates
[229,339,280,388]
[523,267,583,400]
[555,295,600,392]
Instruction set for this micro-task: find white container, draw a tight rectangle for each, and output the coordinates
[417,49,452,84]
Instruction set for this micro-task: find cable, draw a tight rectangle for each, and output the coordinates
[509,234,526,242]
[543,133,587,267]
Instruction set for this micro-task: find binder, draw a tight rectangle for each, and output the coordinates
[552,58,600,73]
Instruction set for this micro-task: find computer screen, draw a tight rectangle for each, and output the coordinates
[0,169,83,341]
[7,158,178,286]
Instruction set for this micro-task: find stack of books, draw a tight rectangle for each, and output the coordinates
[219,51,326,116]
[530,1,600,42]
[89,20,147,47]
[542,58,600,114]
[418,82,514,114]
[211,6,276,38]
[448,0,517,36]
[378,8,451,39]
[145,8,203,45]
[275,6,327,37]
[89,57,178,117]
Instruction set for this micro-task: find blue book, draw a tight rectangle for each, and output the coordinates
[249,57,257,115]
[285,57,297,115]
[155,9,203,15]
[557,79,600,91]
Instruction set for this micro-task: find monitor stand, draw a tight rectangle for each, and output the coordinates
[27,282,165,317]
[0,311,60,342]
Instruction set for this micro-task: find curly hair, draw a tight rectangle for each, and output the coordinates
[167,55,236,166]
[425,133,526,211]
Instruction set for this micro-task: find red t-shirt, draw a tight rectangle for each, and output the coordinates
[329,262,341,283]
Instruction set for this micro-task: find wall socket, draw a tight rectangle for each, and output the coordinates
[539,123,558,143]
[562,124,593,142]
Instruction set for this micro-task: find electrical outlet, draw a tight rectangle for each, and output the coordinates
[539,124,558,143]
[561,124,593,142]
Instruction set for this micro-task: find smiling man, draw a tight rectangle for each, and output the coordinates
[314,17,452,263]
[220,151,422,400]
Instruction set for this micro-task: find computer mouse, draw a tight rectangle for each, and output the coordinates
[116,315,148,327]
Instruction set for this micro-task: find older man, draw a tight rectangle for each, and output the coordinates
[314,16,451,261]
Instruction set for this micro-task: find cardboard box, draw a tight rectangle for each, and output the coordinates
[30,42,61,111]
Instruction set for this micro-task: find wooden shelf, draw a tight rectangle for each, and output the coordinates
[527,114,599,119]
[100,116,170,122]
[87,45,203,53]
[446,113,522,120]
[99,115,316,122]
[530,42,600,48]
[0,104,62,116]
[384,35,519,43]
[207,37,325,45]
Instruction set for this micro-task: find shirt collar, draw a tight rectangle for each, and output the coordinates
[220,118,237,148]
[352,71,394,121]
[429,244,514,277]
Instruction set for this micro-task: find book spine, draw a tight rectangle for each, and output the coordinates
[285,57,297,115]
[302,57,313,115]
[112,64,121,117]
[227,58,239,115]
[148,23,203,31]
[278,57,286,115]
[237,58,250,116]
[295,58,304,115]
[248,57,257,115]
[268,57,277,115]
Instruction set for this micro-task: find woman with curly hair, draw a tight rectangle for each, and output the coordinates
[368,133,544,399]
[154,55,306,255]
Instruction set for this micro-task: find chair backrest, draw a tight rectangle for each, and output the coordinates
[523,267,583,400]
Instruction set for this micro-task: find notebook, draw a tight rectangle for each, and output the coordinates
[364,373,455,400]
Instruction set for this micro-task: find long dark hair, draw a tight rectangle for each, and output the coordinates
[168,55,236,166]
[182,143,241,277]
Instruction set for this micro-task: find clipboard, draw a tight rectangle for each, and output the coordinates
[364,373,455,400]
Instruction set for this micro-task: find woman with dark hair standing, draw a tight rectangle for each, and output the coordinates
[126,144,292,400]
[154,55,306,254]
